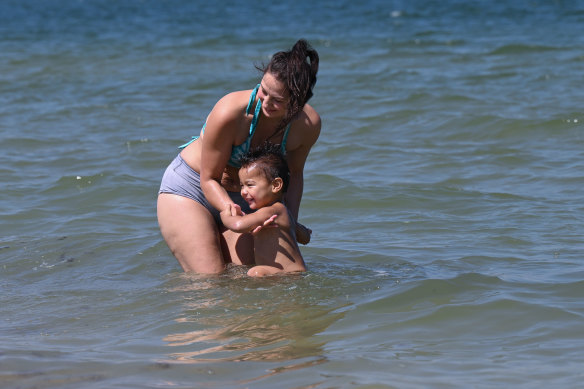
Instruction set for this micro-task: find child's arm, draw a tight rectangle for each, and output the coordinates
[220,204,280,233]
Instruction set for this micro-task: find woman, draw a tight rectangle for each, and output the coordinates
[157,39,320,273]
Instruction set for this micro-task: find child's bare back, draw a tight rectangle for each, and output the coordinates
[247,202,305,277]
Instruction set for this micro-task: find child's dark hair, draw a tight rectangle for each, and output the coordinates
[257,39,319,125]
[239,142,290,192]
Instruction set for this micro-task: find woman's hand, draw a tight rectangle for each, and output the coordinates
[296,222,312,245]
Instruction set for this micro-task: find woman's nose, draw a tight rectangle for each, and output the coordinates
[262,95,272,107]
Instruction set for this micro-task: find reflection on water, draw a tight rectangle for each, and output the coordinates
[162,266,346,365]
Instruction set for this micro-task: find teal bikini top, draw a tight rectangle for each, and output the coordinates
[179,84,291,168]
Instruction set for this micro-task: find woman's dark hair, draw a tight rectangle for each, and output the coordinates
[239,142,290,192]
[257,39,319,125]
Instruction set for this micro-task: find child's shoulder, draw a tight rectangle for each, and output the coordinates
[270,201,287,211]
[264,201,288,218]
[264,202,292,225]
[254,201,288,219]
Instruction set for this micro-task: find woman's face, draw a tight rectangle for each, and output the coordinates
[257,72,289,120]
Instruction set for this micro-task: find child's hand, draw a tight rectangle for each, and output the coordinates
[221,203,242,217]
[252,214,278,234]
[220,204,241,225]
[230,203,244,216]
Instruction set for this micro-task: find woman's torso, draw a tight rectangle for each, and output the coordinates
[179,87,310,192]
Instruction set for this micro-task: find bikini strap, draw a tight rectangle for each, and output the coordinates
[178,122,206,149]
[248,85,262,137]
[178,136,197,149]
[280,123,292,154]
[245,83,290,154]
[246,84,261,115]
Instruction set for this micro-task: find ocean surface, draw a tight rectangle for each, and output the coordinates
[1,0,584,388]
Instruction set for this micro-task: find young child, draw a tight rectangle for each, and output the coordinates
[220,143,307,277]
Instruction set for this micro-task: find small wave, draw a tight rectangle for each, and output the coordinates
[489,44,561,55]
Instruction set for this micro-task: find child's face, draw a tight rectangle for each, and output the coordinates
[239,164,280,210]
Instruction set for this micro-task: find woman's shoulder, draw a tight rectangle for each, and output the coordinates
[300,103,321,128]
[216,89,253,108]
[287,103,321,148]
[210,89,255,122]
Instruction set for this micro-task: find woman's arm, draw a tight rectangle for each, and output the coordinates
[199,95,243,211]
[284,108,321,220]
[286,169,312,245]
[284,107,320,244]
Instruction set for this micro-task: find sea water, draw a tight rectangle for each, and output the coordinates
[1,0,584,388]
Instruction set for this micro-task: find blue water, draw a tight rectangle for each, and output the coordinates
[2,1,584,388]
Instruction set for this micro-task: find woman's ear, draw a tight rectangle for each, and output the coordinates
[271,177,284,193]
